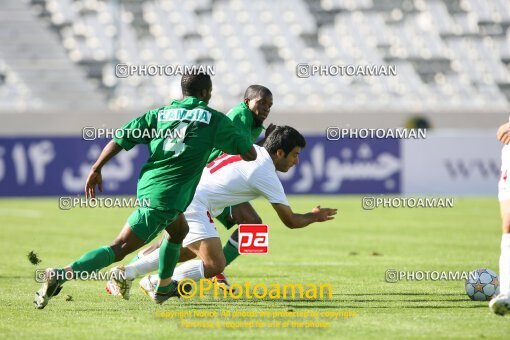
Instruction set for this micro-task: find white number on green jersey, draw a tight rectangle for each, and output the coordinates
[163,122,188,158]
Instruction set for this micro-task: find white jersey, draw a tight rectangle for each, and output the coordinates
[499,117,510,201]
[187,145,289,217]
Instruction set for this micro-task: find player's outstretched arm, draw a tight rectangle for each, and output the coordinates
[85,140,123,198]
[271,203,337,229]
[497,121,510,144]
[240,145,257,161]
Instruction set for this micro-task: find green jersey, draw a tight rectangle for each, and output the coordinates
[114,97,253,211]
[207,102,263,162]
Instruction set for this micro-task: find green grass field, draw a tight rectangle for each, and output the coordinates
[1,196,510,339]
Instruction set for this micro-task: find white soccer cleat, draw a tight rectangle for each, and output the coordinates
[105,279,121,296]
[34,268,62,309]
[108,266,132,300]
[140,275,190,303]
[489,294,510,316]
[139,274,158,297]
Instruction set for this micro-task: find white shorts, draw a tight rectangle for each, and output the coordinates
[499,146,510,201]
[182,209,220,247]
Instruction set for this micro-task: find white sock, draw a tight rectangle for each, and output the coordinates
[125,248,160,280]
[499,233,510,295]
[172,260,205,282]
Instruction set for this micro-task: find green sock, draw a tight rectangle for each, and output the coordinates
[55,268,68,285]
[156,282,176,294]
[158,239,181,281]
[223,240,240,267]
[69,246,115,279]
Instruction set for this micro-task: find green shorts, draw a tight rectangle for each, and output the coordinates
[127,207,180,243]
[215,205,240,230]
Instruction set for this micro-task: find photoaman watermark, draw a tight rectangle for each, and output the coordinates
[177,279,333,300]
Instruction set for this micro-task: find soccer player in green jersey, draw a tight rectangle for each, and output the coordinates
[131,85,275,290]
[33,73,257,309]
[207,85,274,162]
[210,85,275,286]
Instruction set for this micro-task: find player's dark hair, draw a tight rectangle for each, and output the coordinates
[264,126,306,156]
[181,73,212,97]
[244,85,272,100]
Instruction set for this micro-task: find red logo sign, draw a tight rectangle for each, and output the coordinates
[238,224,269,254]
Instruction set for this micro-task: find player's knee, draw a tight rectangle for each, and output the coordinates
[203,256,226,277]
[176,223,190,242]
[166,223,189,243]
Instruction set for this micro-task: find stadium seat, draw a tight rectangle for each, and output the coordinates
[0,0,508,114]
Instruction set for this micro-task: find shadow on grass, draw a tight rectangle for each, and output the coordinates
[288,304,487,309]
[160,297,486,310]
[237,275,291,279]
[336,292,467,296]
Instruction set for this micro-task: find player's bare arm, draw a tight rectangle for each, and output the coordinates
[271,203,337,229]
[85,140,123,198]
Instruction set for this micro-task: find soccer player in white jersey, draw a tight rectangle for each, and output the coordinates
[490,120,510,315]
[107,126,337,299]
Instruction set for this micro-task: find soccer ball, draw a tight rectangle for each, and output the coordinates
[465,268,500,301]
